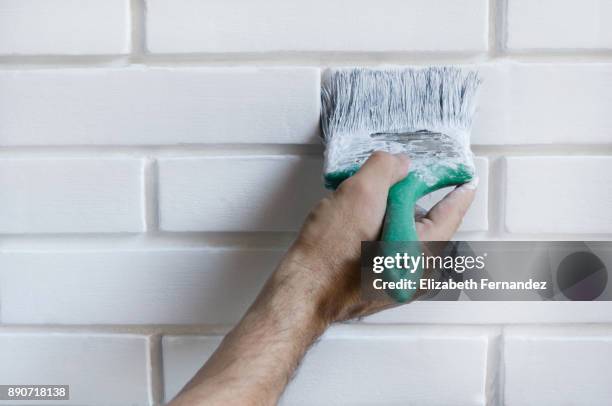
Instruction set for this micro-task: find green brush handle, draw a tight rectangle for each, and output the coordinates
[323,164,473,303]
[383,172,428,242]
[380,172,429,303]
[381,165,473,303]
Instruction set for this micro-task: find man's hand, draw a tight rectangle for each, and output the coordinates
[279,151,476,323]
[170,151,476,406]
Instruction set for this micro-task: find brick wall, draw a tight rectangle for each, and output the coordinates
[1,0,611,405]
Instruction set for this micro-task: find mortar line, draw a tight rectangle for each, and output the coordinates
[0,144,324,158]
[129,0,147,63]
[0,324,231,336]
[2,51,612,69]
[492,0,508,57]
[497,326,506,406]
[0,232,298,252]
[485,327,503,406]
[0,144,611,158]
[487,0,498,57]
[0,55,130,69]
[144,158,160,232]
[2,323,612,338]
[483,156,496,235]
[487,156,505,236]
[486,157,496,237]
[3,229,612,252]
[0,324,503,335]
[0,52,486,68]
[504,49,612,59]
[472,144,612,156]
[147,334,164,406]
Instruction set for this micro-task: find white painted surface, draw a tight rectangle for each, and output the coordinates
[6,249,612,325]
[0,68,321,146]
[473,62,612,145]
[504,326,612,406]
[146,0,489,53]
[162,335,223,403]
[0,0,611,404]
[158,156,326,231]
[4,64,611,147]
[0,333,150,405]
[507,0,612,50]
[0,158,144,233]
[0,249,280,324]
[162,326,490,405]
[0,0,130,55]
[505,157,612,233]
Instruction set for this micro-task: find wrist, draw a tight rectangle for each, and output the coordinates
[249,249,333,340]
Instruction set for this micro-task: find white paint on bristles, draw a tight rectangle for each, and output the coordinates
[320,67,481,185]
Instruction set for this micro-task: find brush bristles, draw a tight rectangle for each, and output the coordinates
[320,67,481,179]
[321,67,481,141]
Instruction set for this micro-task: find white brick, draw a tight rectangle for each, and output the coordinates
[0,0,130,55]
[507,0,612,50]
[473,62,612,145]
[0,332,149,405]
[504,326,612,406]
[146,0,488,53]
[0,68,320,146]
[0,249,280,324]
[162,336,222,403]
[505,157,612,234]
[0,158,144,233]
[6,249,612,325]
[158,156,326,232]
[417,157,488,231]
[162,326,489,405]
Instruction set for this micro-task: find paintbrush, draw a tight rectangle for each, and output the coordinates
[320,67,481,302]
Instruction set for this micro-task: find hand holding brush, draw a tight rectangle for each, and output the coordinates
[321,67,481,302]
[170,152,475,406]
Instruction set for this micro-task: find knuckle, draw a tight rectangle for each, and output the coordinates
[368,151,397,178]
[369,150,391,161]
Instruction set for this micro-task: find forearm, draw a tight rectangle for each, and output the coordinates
[169,253,329,406]
[169,153,474,405]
